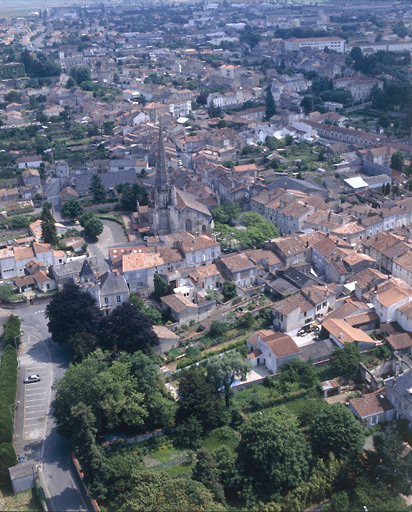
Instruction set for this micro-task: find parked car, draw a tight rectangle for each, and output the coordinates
[17,453,26,463]
[24,374,40,384]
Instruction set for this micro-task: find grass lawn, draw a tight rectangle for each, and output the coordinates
[0,487,41,512]
[201,427,239,453]
[144,427,240,478]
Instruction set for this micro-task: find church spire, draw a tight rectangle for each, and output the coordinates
[155,127,169,191]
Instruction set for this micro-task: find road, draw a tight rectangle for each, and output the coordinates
[44,178,63,222]
[12,303,90,512]
[87,218,129,274]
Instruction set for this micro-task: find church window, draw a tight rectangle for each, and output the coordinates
[104,297,109,304]
[186,219,192,232]
[202,225,206,234]
[116,296,121,303]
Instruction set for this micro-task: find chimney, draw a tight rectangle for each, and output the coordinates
[328,211,332,221]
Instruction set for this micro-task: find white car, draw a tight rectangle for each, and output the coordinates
[24,374,40,384]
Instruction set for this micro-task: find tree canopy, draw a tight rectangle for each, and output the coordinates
[98,302,159,354]
[119,470,224,512]
[53,350,175,436]
[237,410,311,501]
[89,174,106,204]
[177,366,223,431]
[330,342,361,381]
[62,199,84,219]
[41,203,59,247]
[309,403,365,463]
[46,283,103,344]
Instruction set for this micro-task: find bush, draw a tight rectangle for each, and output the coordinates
[209,321,229,339]
[0,346,18,444]
[3,314,21,348]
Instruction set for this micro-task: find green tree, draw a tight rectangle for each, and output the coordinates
[62,199,83,219]
[121,183,148,211]
[265,87,276,120]
[174,417,203,450]
[89,174,106,204]
[153,273,168,301]
[237,411,311,501]
[53,350,174,437]
[70,65,91,85]
[390,150,404,171]
[279,359,319,390]
[211,201,241,225]
[192,449,225,503]
[120,470,224,512]
[204,351,252,407]
[4,90,21,103]
[209,320,229,338]
[41,203,59,246]
[365,426,412,495]
[177,366,223,431]
[129,293,162,325]
[103,120,114,135]
[300,96,313,115]
[331,342,361,380]
[222,281,237,302]
[83,215,103,239]
[98,302,159,354]
[309,403,365,463]
[68,331,97,363]
[0,284,15,303]
[46,282,103,344]
[237,312,255,330]
[65,76,76,88]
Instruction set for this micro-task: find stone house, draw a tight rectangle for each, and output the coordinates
[246,330,301,374]
[386,332,412,356]
[321,318,377,350]
[272,285,336,335]
[99,271,129,313]
[216,253,257,291]
[349,389,395,427]
[386,371,412,422]
[161,292,215,325]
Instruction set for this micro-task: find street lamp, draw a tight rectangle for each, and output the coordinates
[14,331,23,367]
[9,401,20,441]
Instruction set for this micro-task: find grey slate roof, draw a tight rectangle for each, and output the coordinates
[301,339,334,363]
[99,271,129,294]
[74,170,137,195]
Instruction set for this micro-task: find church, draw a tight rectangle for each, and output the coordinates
[137,129,214,236]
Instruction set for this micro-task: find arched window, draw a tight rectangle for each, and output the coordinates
[202,224,207,234]
[185,219,192,232]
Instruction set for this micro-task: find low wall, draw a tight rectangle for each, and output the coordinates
[71,454,101,512]
[102,428,164,450]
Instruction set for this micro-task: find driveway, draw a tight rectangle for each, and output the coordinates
[12,303,90,512]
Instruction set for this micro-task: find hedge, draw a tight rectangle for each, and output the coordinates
[0,345,18,444]
[3,314,21,348]
[0,442,16,484]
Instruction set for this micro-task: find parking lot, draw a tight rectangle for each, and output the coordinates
[23,363,50,441]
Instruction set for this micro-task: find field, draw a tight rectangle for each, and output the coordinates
[0,0,93,17]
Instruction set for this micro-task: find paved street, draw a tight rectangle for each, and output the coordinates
[88,218,129,274]
[11,303,90,512]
